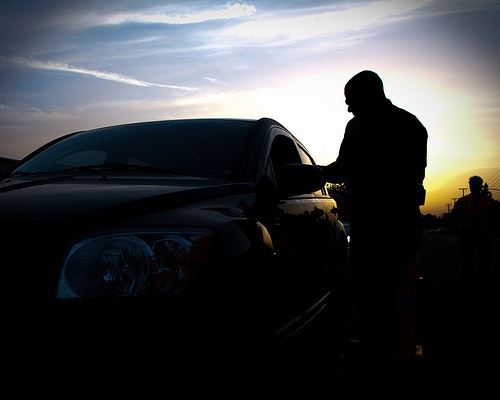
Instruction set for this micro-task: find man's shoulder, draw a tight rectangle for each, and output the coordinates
[391,104,419,120]
[391,104,427,131]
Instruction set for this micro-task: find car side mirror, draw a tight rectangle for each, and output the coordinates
[277,163,326,197]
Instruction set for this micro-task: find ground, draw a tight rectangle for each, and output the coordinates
[277,232,500,387]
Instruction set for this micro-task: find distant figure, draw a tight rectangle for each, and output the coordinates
[321,70,428,379]
[451,175,494,292]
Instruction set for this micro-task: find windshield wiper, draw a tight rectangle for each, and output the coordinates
[12,163,183,176]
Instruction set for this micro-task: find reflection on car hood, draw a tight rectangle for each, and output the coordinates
[0,175,254,222]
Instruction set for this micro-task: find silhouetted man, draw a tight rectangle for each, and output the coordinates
[322,70,427,380]
[451,175,494,294]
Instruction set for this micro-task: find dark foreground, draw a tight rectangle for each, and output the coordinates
[279,232,500,387]
[419,232,500,385]
[10,233,499,389]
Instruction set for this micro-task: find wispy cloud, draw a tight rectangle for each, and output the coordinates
[203,77,228,86]
[99,2,256,26]
[218,0,432,44]
[412,0,500,19]
[0,103,77,123]
[12,58,198,91]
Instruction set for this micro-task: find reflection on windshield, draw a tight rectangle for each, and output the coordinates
[12,162,184,177]
[14,120,256,180]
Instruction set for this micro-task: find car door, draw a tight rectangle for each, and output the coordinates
[260,128,338,326]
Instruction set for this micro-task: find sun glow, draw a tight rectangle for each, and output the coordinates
[174,66,497,215]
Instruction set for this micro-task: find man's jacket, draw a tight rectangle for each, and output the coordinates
[323,99,428,216]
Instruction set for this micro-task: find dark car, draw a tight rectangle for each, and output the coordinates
[1,118,347,349]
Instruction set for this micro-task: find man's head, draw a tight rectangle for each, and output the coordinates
[344,70,387,115]
[468,175,483,194]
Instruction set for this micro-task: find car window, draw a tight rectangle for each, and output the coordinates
[15,120,257,180]
[297,146,314,165]
[269,134,311,195]
[56,150,107,167]
[269,134,301,169]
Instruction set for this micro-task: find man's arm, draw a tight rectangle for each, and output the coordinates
[320,120,355,183]
[321,162,343,183]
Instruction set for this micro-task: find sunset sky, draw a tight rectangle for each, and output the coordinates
[1,0,499,215]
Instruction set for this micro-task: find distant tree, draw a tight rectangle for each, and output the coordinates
[482,183,492,198]
[421,213,440,230]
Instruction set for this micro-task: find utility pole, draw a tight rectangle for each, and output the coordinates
[446,203,452,213]
[451,197,459,203]
[458,187,467,198]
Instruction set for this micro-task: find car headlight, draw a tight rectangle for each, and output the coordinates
[57,230,214,299]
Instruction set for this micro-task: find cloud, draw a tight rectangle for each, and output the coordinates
[99,2,256,26]
[0,103,77,123]
[12,58,198,91]
[413,0,500,19]
[217,0,432,44]
[203,77,229,86]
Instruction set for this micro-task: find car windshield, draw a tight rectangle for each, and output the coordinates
[13,120,257,180]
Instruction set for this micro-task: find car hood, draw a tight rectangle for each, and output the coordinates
[0,175,254,223]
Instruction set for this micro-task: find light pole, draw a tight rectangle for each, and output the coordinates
[458,187,467,198]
